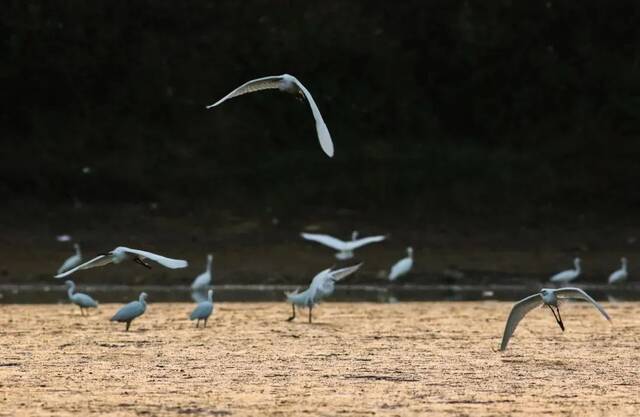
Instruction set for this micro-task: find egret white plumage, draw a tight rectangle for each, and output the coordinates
[64,280,97,315]
[301,231,386,260]
[286,263,362,323]
[549,257,581,284]
[191,254,213,290]
[57,243,82,275]
[500,287,611,351]
[206,74,334,157]
[388,247,414,281]
[110,292,148,331]
[54,246,188,278]
[190,289,214,328]
[608,257,628,284]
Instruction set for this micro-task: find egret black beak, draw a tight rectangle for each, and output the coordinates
[134,258,152,269]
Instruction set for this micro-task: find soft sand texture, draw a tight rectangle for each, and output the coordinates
[0,302,637,416]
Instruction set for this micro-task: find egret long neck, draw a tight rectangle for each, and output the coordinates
[67,284,75,298]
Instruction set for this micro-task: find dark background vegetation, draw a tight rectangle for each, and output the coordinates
[2,1,639,224]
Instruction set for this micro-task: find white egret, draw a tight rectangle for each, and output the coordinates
[191,254,213,290]
[500,287,611,351]
[388,247,414,281]
[285,263,362,323]
[64,280,97,315]
[549,257,581,284]
[110,292,148,331]
[301,231,386,260]
[54,247,188,278]
[206,74,334,157]
[57,243,82,275]
[608,257,628,284]
[190,289,214,328]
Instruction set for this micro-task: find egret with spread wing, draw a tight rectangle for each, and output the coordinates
[206,74,334,157]
[54,246,188,278]
[301,231,386,260]
[286,263,362,323]
[500,287,611,351]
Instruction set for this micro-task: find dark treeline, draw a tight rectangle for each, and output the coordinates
[2,1,640,221]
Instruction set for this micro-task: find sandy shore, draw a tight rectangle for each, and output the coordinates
[0,302,638,416]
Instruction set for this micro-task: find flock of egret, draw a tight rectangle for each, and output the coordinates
[45,74,621,349]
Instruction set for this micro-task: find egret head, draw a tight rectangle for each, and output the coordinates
[64,280,74,288]
[351,230,359,241]
[139,292,148,302]
[621,257,627,265]
[73,243,80,252]
[407,247,414,257]
[207,254,213,263]
[574,257,581,266]
[540,288,551,296]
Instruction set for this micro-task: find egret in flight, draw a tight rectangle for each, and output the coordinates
[500,287,611,351]
[286,263,362,323]
[54,247,188,278]
[206,74,334,157]
[301,231,386,260]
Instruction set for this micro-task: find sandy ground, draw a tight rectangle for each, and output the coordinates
[0,301,638,416]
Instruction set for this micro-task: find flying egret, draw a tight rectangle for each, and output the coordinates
[286,263,362,323]
[110,292,148,331]
[57,243,83,275]
[54,246,188,278]
[608,257,628,284]
[301,231,386,260]
[388,247,414,281]
[549,257,581,284]
[191,254,213,290]
[190,289,214,328]
[64,280,97,315]
[500,287,611,351]
[206,74,334,157]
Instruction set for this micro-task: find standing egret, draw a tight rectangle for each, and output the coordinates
[500,287,611,351]
[190,289,214,328]
[388,247,414,281]
[54,246,188,278]
[58,243,82,275]
[110,292,148,331]
[206,74,334,157]
[301,231,386,260]
[286,263,362,323]
[608,257,628,284]
[64,280,97,315]
[191,254,213,290]
[549,257,581,284]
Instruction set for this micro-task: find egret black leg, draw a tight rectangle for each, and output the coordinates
[125,321,131,331]
[204,318,208,328]
[79,307,84,316]
[555,306,565,331]
[287,304,296,321]
[308,306,313,324]
[195,319,200,328]
[547,305,564,331]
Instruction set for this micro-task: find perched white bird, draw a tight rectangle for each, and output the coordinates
[388,247,414,281]
[286,263,362,323]
[549,257,581,284]
[301,231,386,260]
[206,74,334,157]
[500,287,611,351]
[57,243,83,275]
[191,254,213,290]
[54,246,188,278]
[110,292,148,332]
[190,289,214,328]
[65,280,98,315]
[608,257,628,284]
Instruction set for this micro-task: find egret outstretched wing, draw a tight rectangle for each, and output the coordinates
[500,294,543,351]
[555,287,611,321]
[346,235,387,251]
[116,247,188,269]
[206,75,284,109]
[301,233,348,251]
[329,263,363,282]
[54,254,113,278]
[293,78,334,157]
